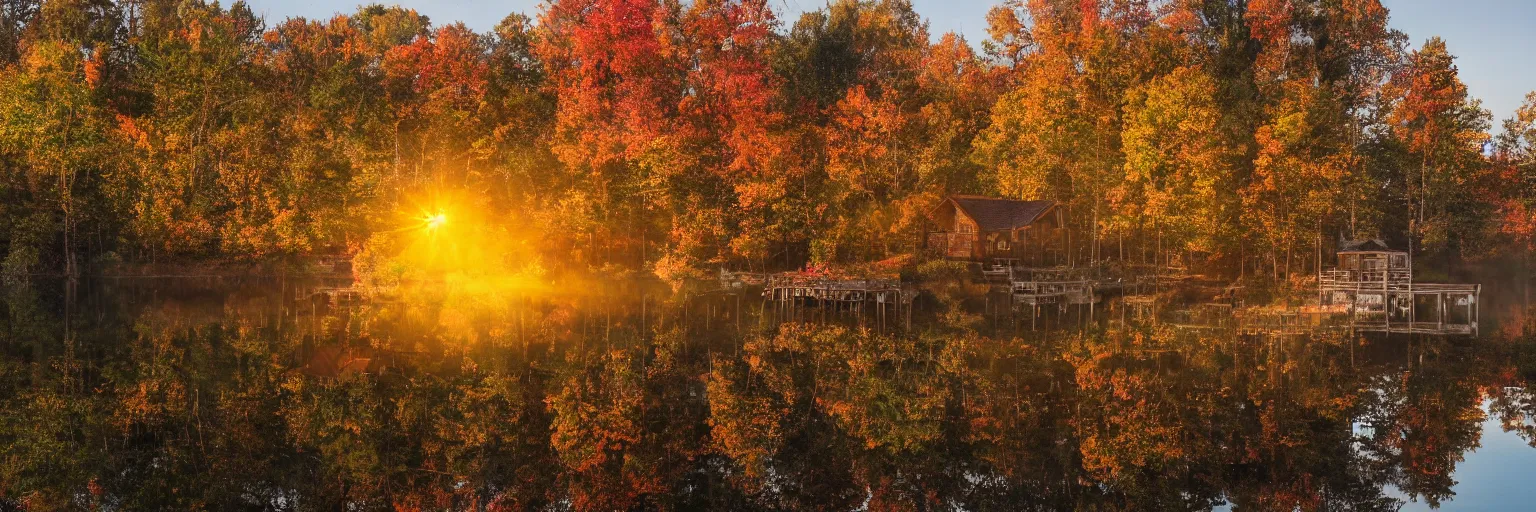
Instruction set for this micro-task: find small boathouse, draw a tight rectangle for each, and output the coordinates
[1318,239,1479,334]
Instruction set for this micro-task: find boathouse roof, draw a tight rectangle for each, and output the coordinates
[1338,238,1404,254]
[943,195,1057,232]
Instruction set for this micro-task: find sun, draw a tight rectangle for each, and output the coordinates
[424,212,447,231]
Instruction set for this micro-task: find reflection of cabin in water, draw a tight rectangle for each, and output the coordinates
[925,196,1065,266]
[1318,239,1479,334]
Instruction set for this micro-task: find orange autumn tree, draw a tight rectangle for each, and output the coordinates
[537,0,682,270]
[539,0,793,278]
[975,0,1187,266]
[118,2,266,258]
[657,0,786,277]
[1386,37,1493,258]
[783,0,929,264]
[0,0,1528,283]
[1239,0,1386,277]
[381,22,492,188]
[1494,93,1536,257]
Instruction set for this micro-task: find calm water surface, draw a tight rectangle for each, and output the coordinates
[2,277,1535,510]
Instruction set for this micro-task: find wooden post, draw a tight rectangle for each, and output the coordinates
[1437,292,1444,330]
[1409,290,1416,327]
[1473,286,1480,332]
[1386,292,1392,332]
[1464,293,1472,330]
[1088,283,1095,328]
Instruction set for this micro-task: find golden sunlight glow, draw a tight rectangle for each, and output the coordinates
[424,212,448,231]
[360,187,550,304]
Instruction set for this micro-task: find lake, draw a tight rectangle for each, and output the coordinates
[2,276,1534,510]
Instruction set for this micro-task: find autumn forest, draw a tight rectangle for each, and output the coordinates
[0,0,1531,282]
[9,1,1536,510]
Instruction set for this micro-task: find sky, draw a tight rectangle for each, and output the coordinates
[244,0,1536,127]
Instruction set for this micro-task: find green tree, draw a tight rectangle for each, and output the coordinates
[0,38,116,276]
[1117,66,1239,265]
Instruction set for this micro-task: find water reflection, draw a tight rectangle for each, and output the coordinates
[2,278,1534,510]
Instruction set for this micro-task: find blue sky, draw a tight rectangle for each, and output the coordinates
[243,0,1535,127]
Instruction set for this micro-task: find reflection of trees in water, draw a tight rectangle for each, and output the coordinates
[1353,339,1489,509]
[1,282,1532,510]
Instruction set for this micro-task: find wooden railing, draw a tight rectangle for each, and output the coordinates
[1319,269,1412,290]
[1010,279,1094,305]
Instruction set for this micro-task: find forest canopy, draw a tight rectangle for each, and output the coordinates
[0,0,1533,281]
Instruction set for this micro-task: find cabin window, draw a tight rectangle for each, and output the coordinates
[959,220,975,234]
[1390,254,1407,268]
[997,239,1010,251]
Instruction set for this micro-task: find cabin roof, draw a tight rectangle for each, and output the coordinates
[1338,238,1404,254]
[942,195,1056,232]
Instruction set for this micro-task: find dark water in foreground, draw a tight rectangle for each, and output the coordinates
[3,277,1536,511]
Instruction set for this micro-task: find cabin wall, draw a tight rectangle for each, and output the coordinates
[953,205,977,234]
[1019,209,1067,266]
[925,203,980,259]
[931,203,957,230]
[978,230,1014,263]
[926,201,1066,266]
[1337,252,1409,271]
[954,209,979,259]
[971,209,1067,266]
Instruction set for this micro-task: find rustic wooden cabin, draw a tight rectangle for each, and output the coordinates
[1318,238,1479,334]
[1333,239,1410,280]
[925,195,1065,266]
[1319,238,1410,302]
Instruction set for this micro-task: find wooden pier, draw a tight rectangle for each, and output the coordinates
[763,272,913,329]
[987,266,1100,306]
[718,269,767,291]
[974,266,1103,331]
[1099,238,1483,337]
[1316,240,1479,335]
[1225,305,1478,336]
[309,286,367,305]
[1010,279,1095,306]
